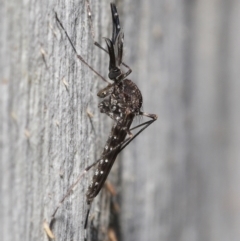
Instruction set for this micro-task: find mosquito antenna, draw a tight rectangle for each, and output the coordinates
[45,5,157,241]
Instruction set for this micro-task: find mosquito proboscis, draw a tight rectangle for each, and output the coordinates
[45,3,157,240]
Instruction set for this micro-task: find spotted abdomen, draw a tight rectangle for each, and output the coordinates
[86,116,134,204]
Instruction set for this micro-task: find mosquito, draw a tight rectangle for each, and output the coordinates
[49,3,157,240]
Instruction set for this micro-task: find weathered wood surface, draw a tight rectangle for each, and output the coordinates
[1,1,240,241]
[1,1,113,240]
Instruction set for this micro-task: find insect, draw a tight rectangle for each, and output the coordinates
[49,3,157,240]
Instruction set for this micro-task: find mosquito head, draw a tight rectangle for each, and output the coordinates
[105,3,124,81]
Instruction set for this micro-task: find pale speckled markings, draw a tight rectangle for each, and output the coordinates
[86,77,144,203]
[53,3,157,241]
[86,114,136,204]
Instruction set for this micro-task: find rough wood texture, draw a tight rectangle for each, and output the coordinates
[120,0,240,241]
[1,1,240,241]
[1,1,113,240]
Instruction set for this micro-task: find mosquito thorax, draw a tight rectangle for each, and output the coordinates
[52,4,157,241]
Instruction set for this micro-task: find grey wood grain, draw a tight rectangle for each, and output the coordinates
[1,1,240,241]
[0,0,113,241]
[120,0,240,241]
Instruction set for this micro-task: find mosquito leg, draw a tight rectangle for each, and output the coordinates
[48,117,153,234]
[94,41,108,53]
[140,112,158,120]
[76,54,110,83]
[43,87,143,239]
[50,112,154,224]
[98,125,134,160]
[55,12,110,84]
[50,172,87,220]
[84,203,92,241]
[119,112,157,152]
[116,67,132,81]
[130,112,158,131]
[121,62,132,72]
[50,157,103,220]
[83,1,132,74]
[99,113,157,159]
